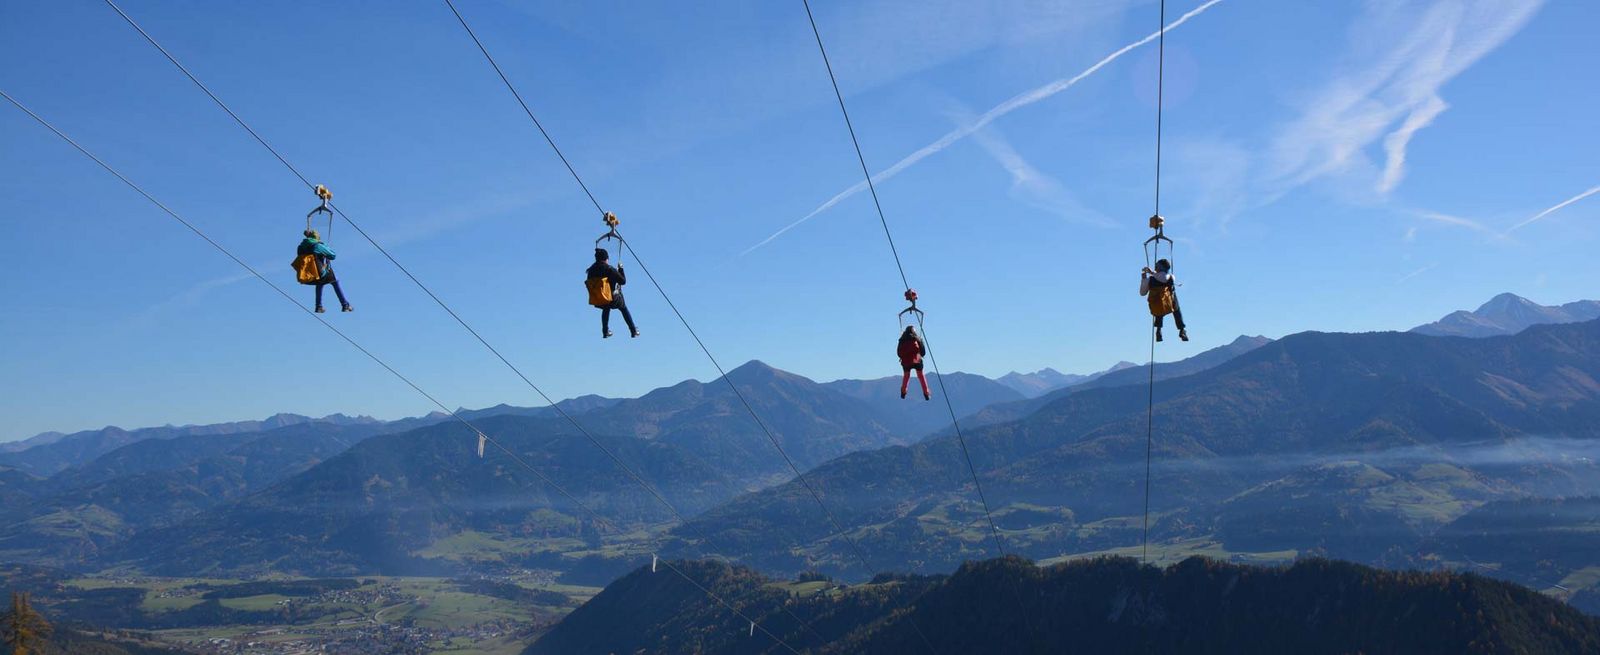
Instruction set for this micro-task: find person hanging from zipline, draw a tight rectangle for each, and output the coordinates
[293,229,352,313]
[898,326,930,400]
[1141,258,1187,342]
[586,247,638,338]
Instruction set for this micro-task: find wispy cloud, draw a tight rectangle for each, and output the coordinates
[1378,95,1449,194]
[1415,210,1494,235]
[969,127,1113,227]
[1505,184,1600,234]
[740,0,1227,256]
[122,270,258,332]
[1266,1,1543,196]
[1397,263,1438,283]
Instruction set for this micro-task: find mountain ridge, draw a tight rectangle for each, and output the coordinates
[0,413,399,477]
[959,334,1273,432]
[1413,292,1600,338]
[994,362,1137,398]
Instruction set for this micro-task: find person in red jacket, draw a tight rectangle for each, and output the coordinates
[898,326,930,400]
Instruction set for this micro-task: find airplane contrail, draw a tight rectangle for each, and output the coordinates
[1505,184,1600,234]
[742,0,1227,256]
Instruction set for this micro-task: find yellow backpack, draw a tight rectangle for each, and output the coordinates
[586,276,613,306]
[293,253,323,285]
[1147,283,1174,317]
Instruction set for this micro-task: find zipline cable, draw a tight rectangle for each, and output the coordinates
[1141,0,1168,566]
[101,3,823,647]
[101,0,695,569]
[1153,0,1166,220]
[0,89,801,655]
[440,1,936,650]
[799,0,1008,563]
[798,3,910,292]
[799,0,1040,624]
[1142,321,1157,563]
[440,0,601,215]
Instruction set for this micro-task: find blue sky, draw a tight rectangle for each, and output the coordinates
[2,0,1596,441]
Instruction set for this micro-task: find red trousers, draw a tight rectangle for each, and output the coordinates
[901,365,928,397]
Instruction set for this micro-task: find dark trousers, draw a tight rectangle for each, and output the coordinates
[601,296,636,334]
[1155,296,1186,330]
[315,275,349,310]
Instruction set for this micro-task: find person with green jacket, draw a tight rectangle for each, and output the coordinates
[298,230,352,313]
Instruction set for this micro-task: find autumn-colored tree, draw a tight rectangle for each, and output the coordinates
[0,592,52,655]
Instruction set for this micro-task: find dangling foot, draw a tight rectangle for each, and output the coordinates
[1179,328,1189,342]
[603,330,614,339]
[924,392,931,401]
[315,306,326,314]
[630,329,640,338]
[901,390,907,399]
[342,304,353,313]
[1155,327,1164,342]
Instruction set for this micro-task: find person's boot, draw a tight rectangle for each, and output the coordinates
[603,330,614,338]
[901,390,907,399]
[924,392,931,401]
[630,328,640,338]
[1179,328,1189,341]
[1155,327,1164,342]
[315,306,325,314]
[342,304,353,313]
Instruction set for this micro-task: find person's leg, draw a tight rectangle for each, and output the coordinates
[329,276,350,310]
[601,306,613,336]
[314,282,326,311]
[901,369,911,398]
[916,366,930,399]
[1171,297,1186,330]
[616,297,638,335]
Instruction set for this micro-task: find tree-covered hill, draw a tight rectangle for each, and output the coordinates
[530,555,1600,654]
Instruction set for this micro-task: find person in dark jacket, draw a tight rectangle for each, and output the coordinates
[898,326,929,400]
[299,230,351,313]
[587,248,637,338]
[1140,258,1186,342]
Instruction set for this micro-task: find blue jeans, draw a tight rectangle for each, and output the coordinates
[315,275,349,310]
[601,296,636,334]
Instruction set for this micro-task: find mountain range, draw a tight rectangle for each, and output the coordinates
[3,292,1597,613]
[0,421,403,567]
[0,413,410,477]
[0,337,1284,580]
[12,290,1571,469]
[821,372,1025,436]
[676,318,1600,581]
[86,362,973,578]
